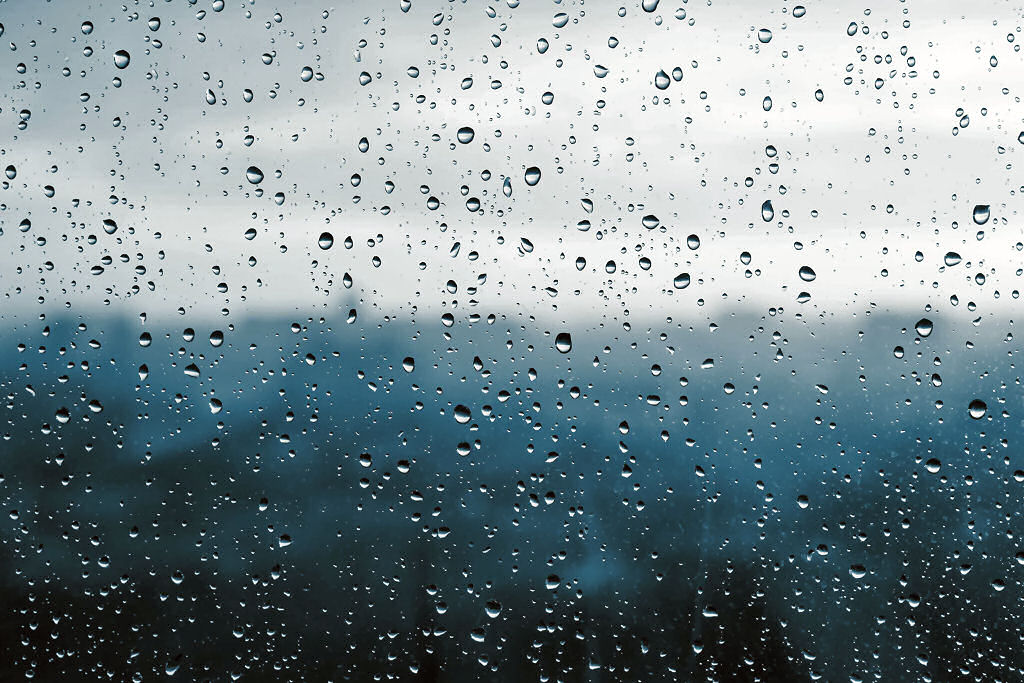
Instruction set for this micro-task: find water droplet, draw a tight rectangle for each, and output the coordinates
[593,64,609,78]
[673,273,691,289]
[402,357,415,372]
[553,13,569,28]
[209,331,224,347]
[849,565,867,579]
[300,66,314,82]
[113,50,131,69]
[762,96,772,111]
[761,200,774,222]
[943,251,961,266]
[686,234,700,250]
[757,28,772,43]
[555,332,572,353]
[245,166,264,184]
[524,167,541,186]
[545,575,560,590]
[456,126,475,144]
[914,318,933,338]
[102,219,118,235]
[641,0,660,12]
[318,232,334,250]
[82,21,94,35]
[814,88,824,102]
[798,266,816,282]
[358,71,372,86]
[925,458,941,474]
[654,70,670,90]
[793,5,806,18]
[454,404,472,424]
[972,204,990,225]
[968,399,987,419]
[148,17,161,31]
[642,215,660,229]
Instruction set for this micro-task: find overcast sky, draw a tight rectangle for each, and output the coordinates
[0,0,1021,329]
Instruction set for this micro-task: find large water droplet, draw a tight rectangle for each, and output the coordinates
[641,0,660,12]
[915,318,933,338]
[524,167,541,186]
[654,70,670,90]
[318,232,334,250]
[673,273,691,289]
[456,126,475,144]
[245,166,264,184]
[757,28,773,43]
[454,404,472,424]
[761,200,774,222]
[113,50,131,69]
[943,251,961,266]
[798,266,816,282]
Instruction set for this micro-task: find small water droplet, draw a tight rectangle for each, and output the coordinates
[972,204,990,225]
[761,200,774,222]
[654,70,670,90]
[555,332,572,353]
[968,399,987,419]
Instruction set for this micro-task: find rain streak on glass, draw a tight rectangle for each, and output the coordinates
[0,2,1020,682]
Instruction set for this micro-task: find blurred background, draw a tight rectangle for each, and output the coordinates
[0,0,1022,680]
